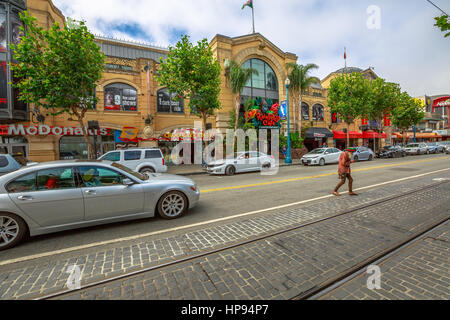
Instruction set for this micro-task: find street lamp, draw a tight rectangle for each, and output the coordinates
[285,78,292,164]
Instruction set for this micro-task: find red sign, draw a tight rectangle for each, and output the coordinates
[432,96,450,112]
[255,113,281,127]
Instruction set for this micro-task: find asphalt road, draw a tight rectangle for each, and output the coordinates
[0,153,449,269]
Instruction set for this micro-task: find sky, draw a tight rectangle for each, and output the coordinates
[52,0,450,97]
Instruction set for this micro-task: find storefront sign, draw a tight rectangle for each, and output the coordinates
[0,124,111,136]
[255,113,281,127]
[314,133,326,138]
[432,96,450,112]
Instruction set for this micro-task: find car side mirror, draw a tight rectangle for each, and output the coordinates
[123,178,134,186]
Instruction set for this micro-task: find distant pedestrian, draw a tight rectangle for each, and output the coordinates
[333,148,358,196]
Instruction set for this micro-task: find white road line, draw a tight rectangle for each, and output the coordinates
[0,167,449,267]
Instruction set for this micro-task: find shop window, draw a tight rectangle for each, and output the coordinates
[0,62,7,110]
[157,88,185,113]
[0,4,6,53]
[302,103,310,120]
[312,104,324,121]
[124,150,141,161]
[104,83,138,111]
[37,168,75,191]
[6,172,36,193]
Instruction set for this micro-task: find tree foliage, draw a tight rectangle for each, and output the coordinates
[10,11,105,158]
[225,59,258,133]
[156,35,222,132]
[328,72,370,146]
[365,79,401,150]
[286,63,320,130]
[391,92,425,145]
[435,15,450,37]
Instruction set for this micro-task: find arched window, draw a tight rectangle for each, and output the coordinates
[241,58,279,103]
[312,104,324,121]
[104,83,138,111]
[302,102,310,120]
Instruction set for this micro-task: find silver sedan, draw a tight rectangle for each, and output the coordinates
[0,161,200,250]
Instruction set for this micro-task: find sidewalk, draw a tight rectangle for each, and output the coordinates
[166,159,304,176]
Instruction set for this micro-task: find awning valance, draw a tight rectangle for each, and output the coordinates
[333,131,363,139]
[306,127,333,139]
[362,131,387,139]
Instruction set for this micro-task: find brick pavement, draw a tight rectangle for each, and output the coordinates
[53,181,450,300]
[319,221,450,300]
[0,175,448,300]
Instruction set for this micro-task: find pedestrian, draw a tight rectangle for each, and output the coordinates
[333,148,358,196]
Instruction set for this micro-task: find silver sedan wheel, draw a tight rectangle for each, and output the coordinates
[0,216,19,248]
[161,193,186,218]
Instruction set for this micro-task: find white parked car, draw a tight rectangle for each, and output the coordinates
[301,148,343,166]
[404,143,428,155]
[206,151,276,176]
[98,148,168,176]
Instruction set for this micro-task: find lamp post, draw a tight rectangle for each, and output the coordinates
[285,78,292,164]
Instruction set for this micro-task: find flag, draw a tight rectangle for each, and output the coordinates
[344,48,347,60]
[242,0,253,9]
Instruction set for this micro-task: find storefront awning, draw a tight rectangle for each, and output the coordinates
[306,128,333,140]
[333,131,364,139]
[362,131,387,139]
[333,131,346,139]
[405,132,442,139]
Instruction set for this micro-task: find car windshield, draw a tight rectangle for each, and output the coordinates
[427,143,436,146]
[406,144,419,148]
[308,149,326,155]
[111,163,148,181]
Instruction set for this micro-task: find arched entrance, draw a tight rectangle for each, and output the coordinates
[240,58,279,119]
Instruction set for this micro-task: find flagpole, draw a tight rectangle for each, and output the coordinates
[252,2,255,33]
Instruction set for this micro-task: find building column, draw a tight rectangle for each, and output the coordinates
[27,135,59,162]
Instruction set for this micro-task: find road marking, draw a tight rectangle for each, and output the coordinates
[0,167,449,267]
[201,156,450,193]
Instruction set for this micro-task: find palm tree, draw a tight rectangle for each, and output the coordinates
[286,63,321,131]
[225,60,259,133]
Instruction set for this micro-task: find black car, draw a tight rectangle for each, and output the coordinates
[376,146,406,158]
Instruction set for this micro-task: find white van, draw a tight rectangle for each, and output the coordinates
[99,148,168,175]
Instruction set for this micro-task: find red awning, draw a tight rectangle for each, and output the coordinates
[349,131,363,139]
[363,131,388,139]
[333,131,346,139]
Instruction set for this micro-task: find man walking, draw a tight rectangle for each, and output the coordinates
[334,148,358,196]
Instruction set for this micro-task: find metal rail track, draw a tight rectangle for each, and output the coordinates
[35,180,449,300]
[302,217,450,300]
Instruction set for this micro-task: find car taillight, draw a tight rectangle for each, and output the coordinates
[270,155,274,159]
[162,157,165,166]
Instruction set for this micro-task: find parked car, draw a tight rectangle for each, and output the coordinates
[446,145,450,154]
[301,148,342,166]
[376,146,406,158]
[98,148,167,176]
[206,151,276,175]
[436,141,449,153]
[0,155,22,177]
[0,160,200,250]
[352,147,375,162]
[404,143,428,155]
[425,142,444,154]
[0,155,37,177]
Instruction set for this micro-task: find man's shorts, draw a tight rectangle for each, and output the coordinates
[338,172,351,180]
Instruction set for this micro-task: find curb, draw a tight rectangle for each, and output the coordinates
[170,162,305,176]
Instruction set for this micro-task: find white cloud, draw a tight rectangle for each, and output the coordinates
[52,0,450,97]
